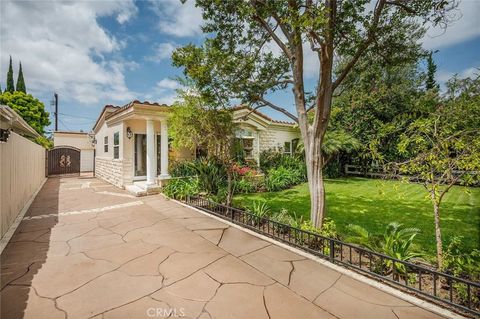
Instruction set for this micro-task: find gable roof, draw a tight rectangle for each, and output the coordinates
[92,100,169,132]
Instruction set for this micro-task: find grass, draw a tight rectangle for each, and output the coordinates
[234,177,480,259]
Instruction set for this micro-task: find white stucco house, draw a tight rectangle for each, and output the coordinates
[53,131,95,172]
[232,105,300,163]
[91,100,299,195]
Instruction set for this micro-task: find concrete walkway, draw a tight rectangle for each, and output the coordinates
[1,177,448,319]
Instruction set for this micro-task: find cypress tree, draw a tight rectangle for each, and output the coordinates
[6,55,15,93]
[16,62,26,93]
[426,51,439,91]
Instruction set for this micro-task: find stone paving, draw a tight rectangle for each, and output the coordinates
[0,177,449,319]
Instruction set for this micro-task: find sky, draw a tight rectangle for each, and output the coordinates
[0,0,479,133]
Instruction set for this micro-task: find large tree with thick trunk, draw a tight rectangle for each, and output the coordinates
[172,0,456,228]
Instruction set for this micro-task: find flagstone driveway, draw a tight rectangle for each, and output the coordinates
[1,177,449,319]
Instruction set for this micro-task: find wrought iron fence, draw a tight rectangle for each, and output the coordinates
[182,195,480,317]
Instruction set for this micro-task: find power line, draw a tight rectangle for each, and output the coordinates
[58,112,96,121]
[58,118,72,131]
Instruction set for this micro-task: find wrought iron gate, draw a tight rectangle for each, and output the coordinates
[47,146,80,176]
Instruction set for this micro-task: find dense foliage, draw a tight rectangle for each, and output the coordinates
[162,177,199,200]
[172,0,455,228]
[0,91,50,134]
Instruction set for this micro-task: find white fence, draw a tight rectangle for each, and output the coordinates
[0,131,46,239]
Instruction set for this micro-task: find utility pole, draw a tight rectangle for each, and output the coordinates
[54,93,58,131]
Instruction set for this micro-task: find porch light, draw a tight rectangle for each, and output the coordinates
[126,127,133,139]
[87,132,96,146]
[0,128,11,143]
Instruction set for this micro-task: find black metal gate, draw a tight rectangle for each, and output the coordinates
[47,146,80,176]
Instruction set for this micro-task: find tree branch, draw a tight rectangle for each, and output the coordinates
[385,0,416,14]
[252,14,293,59]
[332,0,386,91]
[256,97,298,122]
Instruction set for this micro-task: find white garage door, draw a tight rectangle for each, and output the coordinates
[80,150,94,172]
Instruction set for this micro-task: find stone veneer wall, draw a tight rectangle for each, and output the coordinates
[259,130,278,152]
[95,157,124,188]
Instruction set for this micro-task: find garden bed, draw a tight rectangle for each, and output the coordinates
[182,195,480,318]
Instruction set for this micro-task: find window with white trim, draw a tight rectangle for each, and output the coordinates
[104,136,108,153]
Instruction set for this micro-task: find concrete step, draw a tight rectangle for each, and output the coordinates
[126,181,162,197]
[125,184,147,197]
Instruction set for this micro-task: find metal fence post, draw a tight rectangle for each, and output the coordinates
[329,240,335,262]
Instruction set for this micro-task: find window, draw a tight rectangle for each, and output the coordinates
[104,136,108,153]
[291,138,299,154]
[284,141,291,154]
[235,128,254,158]
[113,132,119,159]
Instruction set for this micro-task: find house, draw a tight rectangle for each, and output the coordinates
[232,105,300,164]
[53,131,95,172]
[91,101,299,195]
[92,101,194,195]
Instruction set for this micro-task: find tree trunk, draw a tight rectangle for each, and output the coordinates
[431,192,443,269]
[305,134,326,228]
[226,168,233,207]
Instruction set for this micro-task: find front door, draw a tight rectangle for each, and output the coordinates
[133,133,162,179]
[134,134,147,178]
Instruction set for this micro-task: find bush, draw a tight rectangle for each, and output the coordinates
[265,166,304,191]
[270,209,296,234]
[170,160,197,177]
[246,201,271,226]
[260,149,306,174]
[163,177,199,200]
[346,222,424,275]
[442,236,480,306]
[192,158,227,195]
[234,178,257,194]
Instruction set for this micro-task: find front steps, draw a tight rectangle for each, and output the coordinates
[126,181,162,197]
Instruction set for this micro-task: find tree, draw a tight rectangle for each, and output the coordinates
[169,90,237,205]
[0,91,51,134]
[397,74,480,268]
[16,62,26,93]
[172,0,455,228]
[6,55,15,93]
[425,51,439,91]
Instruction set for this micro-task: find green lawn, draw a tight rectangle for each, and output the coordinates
[234,177,480,259]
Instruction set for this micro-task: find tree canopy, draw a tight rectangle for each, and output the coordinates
[0,91,50,134]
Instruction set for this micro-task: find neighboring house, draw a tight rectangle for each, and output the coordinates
[53,131,94,172]
[91,101,299,195]
[232,105,300,164]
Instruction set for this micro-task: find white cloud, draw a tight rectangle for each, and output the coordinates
[0,0,138,105]
[422,0,480,50]
[143,78,182,105]
[157,78,181,90]
[145,42,178,63]
[437,66,479,83]
[149,0,203,37]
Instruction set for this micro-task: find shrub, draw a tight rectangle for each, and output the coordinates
[260,149,305,173]
[265,166,304,191]
[192,158,227,195]
[346,222,424,275]
[270,209,296,234]
[442,236,480,306]
[234,178,256,194]
[246,201,271,226]
[163,177,199,200]
[170,160,197,177]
